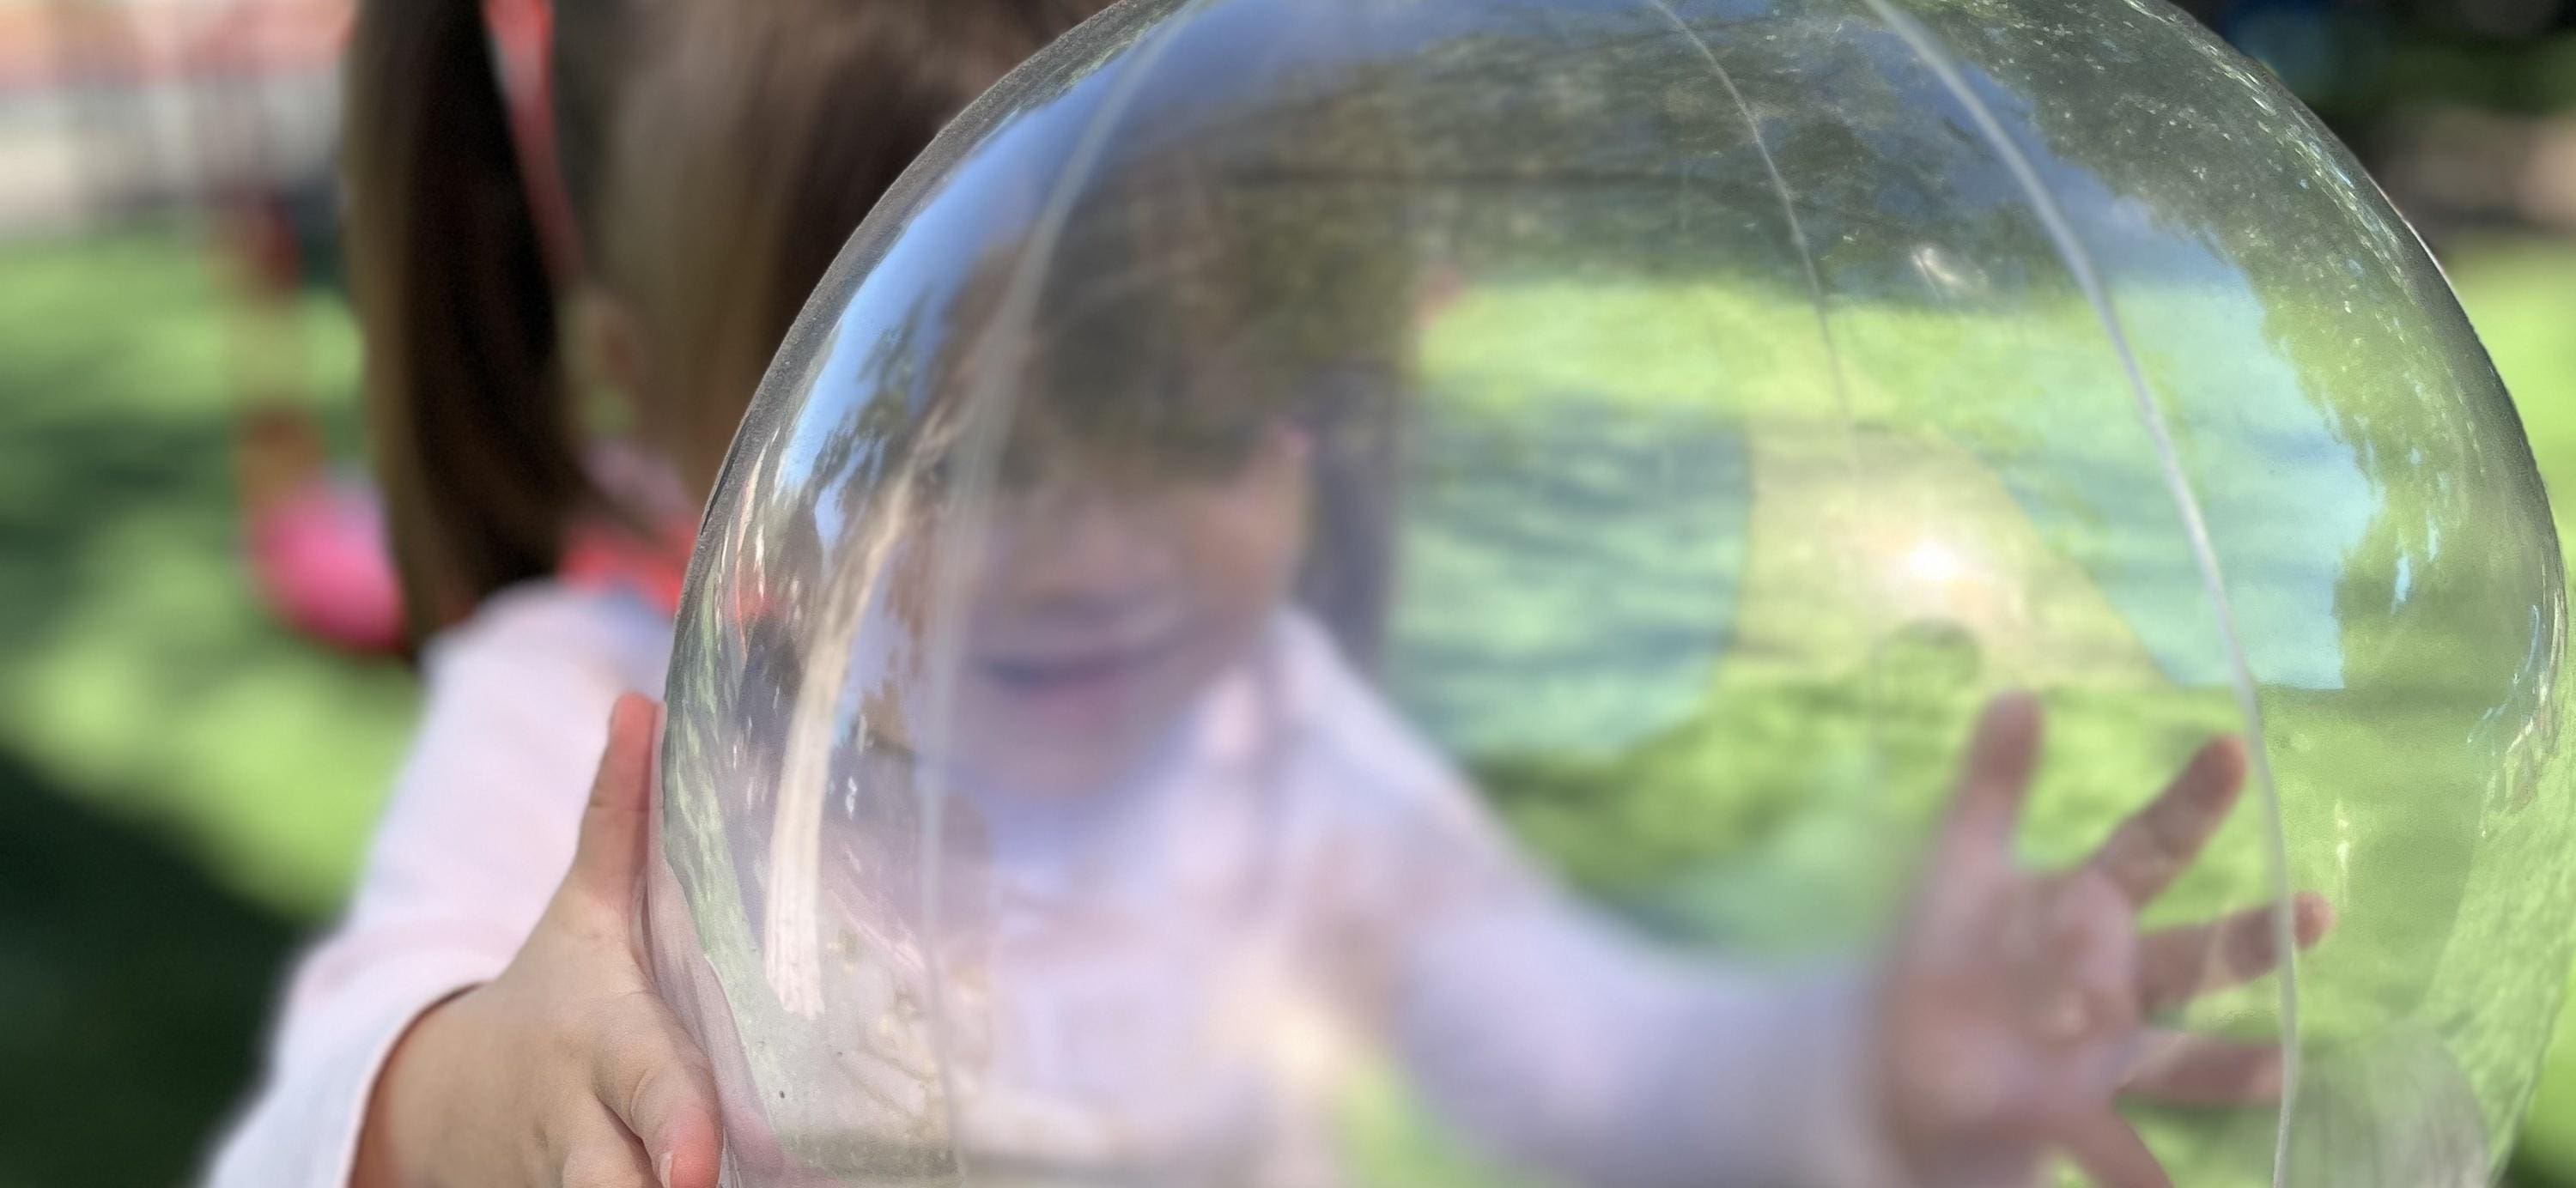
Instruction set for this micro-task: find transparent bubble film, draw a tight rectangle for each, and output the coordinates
[643,0,2576,1184]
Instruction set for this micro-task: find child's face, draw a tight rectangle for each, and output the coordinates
[944,417,1312,795]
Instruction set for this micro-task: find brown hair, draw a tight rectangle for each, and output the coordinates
[341,0,1108,646]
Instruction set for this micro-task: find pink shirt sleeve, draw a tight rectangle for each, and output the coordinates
[202,585,671,1188]
[1394,900,1914,1188]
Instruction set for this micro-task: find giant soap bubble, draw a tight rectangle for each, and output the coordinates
[643,0,2576,1183]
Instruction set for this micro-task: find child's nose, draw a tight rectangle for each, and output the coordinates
[1012,481,1176,603]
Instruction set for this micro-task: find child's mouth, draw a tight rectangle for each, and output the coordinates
[976,630,1181,703]
[982,647,1147,691]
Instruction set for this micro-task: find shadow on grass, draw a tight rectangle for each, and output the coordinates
[0,407,239,662]
[0,745,301,1187]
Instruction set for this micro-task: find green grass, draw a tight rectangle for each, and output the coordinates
[10,224,2576,1185]
[0,227,418,920]
[2456,240,2576,1182]
[0,747,301,1188]
[0,226,420,1186]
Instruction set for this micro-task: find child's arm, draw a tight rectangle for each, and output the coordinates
[1392,890,1911,1187]
[1388,694,2327,1188]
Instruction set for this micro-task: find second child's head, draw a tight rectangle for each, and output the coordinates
[343,0,1112,644]
[872,159,1422,796]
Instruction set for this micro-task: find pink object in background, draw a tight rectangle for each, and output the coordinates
[236,417,695,658]
[245,472,407,655]
[236,404,409,658]
[242,473,692,658]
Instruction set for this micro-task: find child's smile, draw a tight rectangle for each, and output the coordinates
[971,600,1193,728]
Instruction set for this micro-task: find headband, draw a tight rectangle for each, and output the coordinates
[482,0,584,282]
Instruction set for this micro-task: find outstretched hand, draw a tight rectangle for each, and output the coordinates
[1877,694,2332,1188]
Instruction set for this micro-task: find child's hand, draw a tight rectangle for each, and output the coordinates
[353,695,723,1188]
[1878,694,2332,1188]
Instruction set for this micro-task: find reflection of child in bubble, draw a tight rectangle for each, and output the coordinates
[755,172,2338,1186]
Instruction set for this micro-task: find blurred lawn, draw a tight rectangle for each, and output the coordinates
[4,223,2576,1185]
[0,229,417,917]
[0,225,415,1188]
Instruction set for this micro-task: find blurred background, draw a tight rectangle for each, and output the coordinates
[1,0,2573,1184]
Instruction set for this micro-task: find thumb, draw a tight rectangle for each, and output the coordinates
[593,996,725,1188]
[564,693,663,912]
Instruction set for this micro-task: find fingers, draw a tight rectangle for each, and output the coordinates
[2122,1031,2283,1106]
[594,994,724,1188]
[566,694,665,912]
[2059,1109,2172,1188]
[2136,892,2333,1014]
[1938,694,2044,870]
[2086,737,2247,906]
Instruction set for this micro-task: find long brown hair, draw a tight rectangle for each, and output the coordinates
[341,0,1108,646]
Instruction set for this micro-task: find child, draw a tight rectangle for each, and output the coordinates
[744,419,2328,1188]
[659,171,2337,1185]
[204,2,1110,1186]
